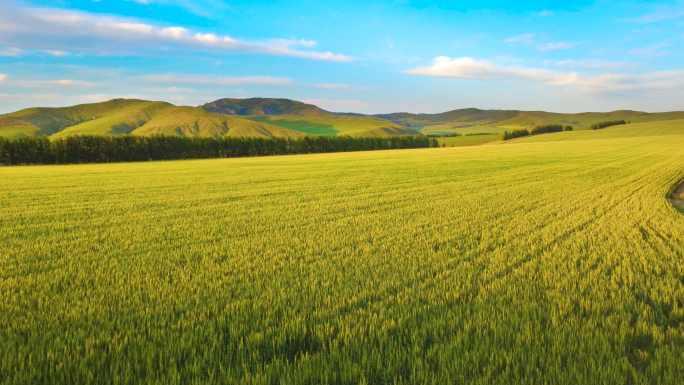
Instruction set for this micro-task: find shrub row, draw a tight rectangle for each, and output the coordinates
[427,133,461,138]
[503,124,574,141]
[530,125,564,135]
[502,129,530,141]
[0,134,438,166]
[590,120,626,130]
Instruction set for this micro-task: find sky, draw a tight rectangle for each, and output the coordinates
[0,0,683,114]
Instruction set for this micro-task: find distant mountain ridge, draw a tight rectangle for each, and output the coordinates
[370,108,684,130]
[0,99,305,139]
[2,97,683,140]
[202,97,421,137]
[374,108,520,127]
[202,98,333,117]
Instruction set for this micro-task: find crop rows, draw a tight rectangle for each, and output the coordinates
[1,127,684,383]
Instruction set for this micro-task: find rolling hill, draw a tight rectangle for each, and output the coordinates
[375,108,519,127]
[0,99,305,139]
[4,98,683,141]
[202,98,421,137]
[495,110,684,129]
[369,108,684,138]
[202,98,334,117]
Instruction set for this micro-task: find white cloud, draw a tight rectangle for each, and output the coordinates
[44,50,69,57]
[146,86,197,93]
[0,6,354,62]
[580,71,684,96]
[61,65,125,77]
[634,10,684,23]
[556,60,636,69]
[301,99,415,114]
[312,83,351,89]
[0,93,63,102]
[140,74,294,86]
[159,27,189,39]
[630,44,670,58]
[6,79,96,88]
[0,47,22,57]
[406,56,684,98]
[271,39,318,48]
[303,99,372,109]
[539,10,554,16]
[406,57,579,85]
[123,0,231,18]
[537,42,574,51]
[0,74,6,83]
[505,33,534,45]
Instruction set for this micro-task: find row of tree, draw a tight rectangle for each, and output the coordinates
[530,124,573,135]
[503,124,574,141]
[427,133,461,138]
[590,120,626,130]
[502,129,531,141]
[0,134,438,165]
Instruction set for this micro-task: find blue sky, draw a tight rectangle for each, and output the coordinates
[0,0,682,114]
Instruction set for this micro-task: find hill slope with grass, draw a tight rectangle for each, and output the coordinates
[203,98,421,137]
[495,110,684,130]
[202,98,334,118]
[374,108,684,131]
[0,99,306,139]
[374,108,684,142]
[375,108,519,127]
[245,115,420,137]
[512,118,684,143]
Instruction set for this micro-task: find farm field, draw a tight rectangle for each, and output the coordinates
[1,121,684,383]
[436,134,501,147]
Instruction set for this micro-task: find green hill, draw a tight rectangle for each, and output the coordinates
[245,115,420,137]
[375,108,519,127]
[203,98,420,137]
[5,98,683,141]
[371,108,684,141]
[495,110,684,129]
[513,118,684,143]
[0,99,305,139]
[202,98,334,117]
[376,108,684,133]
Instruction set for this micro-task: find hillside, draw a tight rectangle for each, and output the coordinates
[513,118,684,143]
[204,97,420,137]
[371,108,684,139]
[245,115,420,137]
[0,99,305,139]
[375,108,519,127]
[4,98,683,140]
[495,110,684,129]
[202,98,334,117]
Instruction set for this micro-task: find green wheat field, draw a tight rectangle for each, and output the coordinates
[2,120,684,383]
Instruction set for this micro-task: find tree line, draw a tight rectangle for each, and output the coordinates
[502,129,530,141]
[530,124,572,135]
[427,133,461,138]
[503,124,573,141]
[590,120,626,130]
[0,134,438,166]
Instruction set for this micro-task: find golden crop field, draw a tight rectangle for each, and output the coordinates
[1,120,684,383]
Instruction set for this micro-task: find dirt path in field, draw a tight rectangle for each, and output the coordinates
[671,179,684,211]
